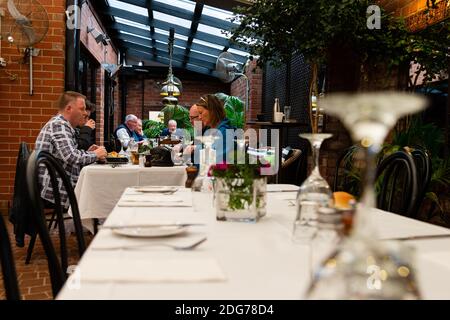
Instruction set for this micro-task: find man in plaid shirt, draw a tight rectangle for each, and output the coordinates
[35,91,107,208]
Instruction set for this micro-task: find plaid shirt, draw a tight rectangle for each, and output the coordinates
[35,114,97,207]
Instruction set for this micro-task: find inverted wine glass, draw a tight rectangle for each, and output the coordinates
[306,91,427,299]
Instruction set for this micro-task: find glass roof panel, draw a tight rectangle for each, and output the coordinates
[228,48,249,57]
[190,48,218,59]
[153,0,196,12]
[202,4,238,24]
[153,11,192,29]
[108,0,148,16]
[192,38,224,50]
[197,23,229,39]
[119,30,150,40]
[115,17,150,30]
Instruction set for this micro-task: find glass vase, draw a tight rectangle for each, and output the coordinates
[293,133,333,243]
[305,91,427,299]
[215,177,267,222]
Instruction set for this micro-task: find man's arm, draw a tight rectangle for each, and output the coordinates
[77,126,93,151]
[51,120,98,165]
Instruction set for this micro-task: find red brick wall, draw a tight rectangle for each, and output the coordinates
[230,60,263,126]
[124,77,230,120]
[377,0,432,16]
[0,0,66,211]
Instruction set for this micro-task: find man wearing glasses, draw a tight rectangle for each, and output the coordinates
[189,104,200,126]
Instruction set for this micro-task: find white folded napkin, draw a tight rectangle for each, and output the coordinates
[118,195,191,207]
[80,257,227,283]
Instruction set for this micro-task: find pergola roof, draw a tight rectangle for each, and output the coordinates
[92,0,252,78]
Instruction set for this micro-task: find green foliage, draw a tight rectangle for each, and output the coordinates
[143,120,165,138]
[161,104,194,138]
[215,93,245,129]
[230,0,449,87]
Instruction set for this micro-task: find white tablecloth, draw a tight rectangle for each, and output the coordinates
[59,184,450,300]
[74,164,187,229]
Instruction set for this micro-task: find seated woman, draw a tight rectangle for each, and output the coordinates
[195,94,236,164]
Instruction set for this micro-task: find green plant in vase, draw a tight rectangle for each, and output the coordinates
[209,157,271,222]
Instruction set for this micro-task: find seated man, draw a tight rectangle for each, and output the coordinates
[35,91,107,208]
[134,118,147,142]
[161,119,184,138]
[114,114,139,143]
[76,100,96,150]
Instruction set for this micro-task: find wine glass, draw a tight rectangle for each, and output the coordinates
[293,133,333,243]
[305,91,427,299]
[191,135,217,212]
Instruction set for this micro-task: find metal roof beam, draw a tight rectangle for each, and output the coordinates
[125,47,217,77]
[119,40,216,71]
[102,6,246,50]
[145,0,157,58]
[116,33,218,65]
[183,2,203,68]
[119,0,235,30]
[107,22,248,63]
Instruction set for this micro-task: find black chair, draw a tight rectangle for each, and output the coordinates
[26,150,87,297]
[0,215,20,300]
[376,150,418,218]
[333,146,362,196]
[411,148,432,217]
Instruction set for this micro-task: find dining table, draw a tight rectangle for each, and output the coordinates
[59,184,450,300]
[72,163,187,232]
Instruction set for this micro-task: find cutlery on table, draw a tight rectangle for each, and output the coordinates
[91,236,207,251]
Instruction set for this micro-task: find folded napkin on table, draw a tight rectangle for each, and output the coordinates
[80,256,227,283]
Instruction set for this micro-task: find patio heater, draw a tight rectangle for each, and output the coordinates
[160,28,182,105]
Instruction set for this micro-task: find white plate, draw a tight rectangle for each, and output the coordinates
[112,225,188,238]
[133,186,179,193]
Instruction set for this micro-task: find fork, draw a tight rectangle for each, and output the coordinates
[91,237,207,251]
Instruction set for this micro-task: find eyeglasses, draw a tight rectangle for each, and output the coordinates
[189,115,199,120]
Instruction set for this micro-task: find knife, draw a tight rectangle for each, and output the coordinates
[102,223,206,229]
[381,234,450,241]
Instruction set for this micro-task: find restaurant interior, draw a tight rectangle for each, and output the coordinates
[0,0,449,303]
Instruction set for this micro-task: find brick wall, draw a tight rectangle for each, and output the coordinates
[377,0,432,16]
[230,60,263,126]
[124,76,230,120]
[0,1,118,212]
[0,0,66,212]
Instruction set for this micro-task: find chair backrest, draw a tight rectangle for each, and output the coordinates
[333,146,361,196]
[411,148,432,216]
[8,142,34,247]
[376,150,418,218]
[0,215,20,300]
[26,150,86,297]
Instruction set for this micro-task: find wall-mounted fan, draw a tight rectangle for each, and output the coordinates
[216,51,251,114]
[0,0,49,95]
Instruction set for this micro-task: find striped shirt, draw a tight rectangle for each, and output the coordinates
[35,114,97,207]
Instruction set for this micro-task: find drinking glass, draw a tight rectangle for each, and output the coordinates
[191,136,217,212]
[293,133,333,243]
[305,91,427,299]
[284,106,292,122]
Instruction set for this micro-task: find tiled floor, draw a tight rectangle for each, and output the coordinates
[0,220,93,300]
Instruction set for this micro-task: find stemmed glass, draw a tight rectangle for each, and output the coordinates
[306,91,427,299]
[293,133,333,243]
[191,136,217,212]
[118,138,129,157]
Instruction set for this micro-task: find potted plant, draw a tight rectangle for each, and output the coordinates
[209,158,271,222]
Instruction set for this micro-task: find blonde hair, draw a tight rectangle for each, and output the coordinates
[57,91,86,110]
